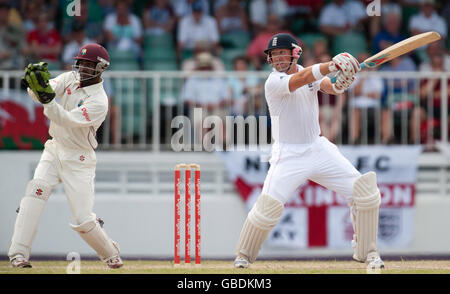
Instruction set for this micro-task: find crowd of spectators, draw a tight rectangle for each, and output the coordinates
[0,0,448,147]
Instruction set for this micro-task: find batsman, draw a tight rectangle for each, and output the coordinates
[234,33,384,269]
[8,43,123,269]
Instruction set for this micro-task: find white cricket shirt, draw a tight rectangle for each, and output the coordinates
[265,65,323,144]
[41,72,108,150]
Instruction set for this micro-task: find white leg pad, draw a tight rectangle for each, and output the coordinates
[352,172,381,262]
[8,179,51,260]
[236,194,284,263]
[70,218,120,262]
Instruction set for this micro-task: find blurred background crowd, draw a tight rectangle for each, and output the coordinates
[0,0,448,149]
[1,0,448,71]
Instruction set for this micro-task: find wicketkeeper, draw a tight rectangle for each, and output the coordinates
[8,43,123,269]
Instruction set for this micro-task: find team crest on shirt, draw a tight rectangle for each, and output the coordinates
[80,155,85,162]
[78,99,84,107]
[308,83,313,91]
[67,88,71,95]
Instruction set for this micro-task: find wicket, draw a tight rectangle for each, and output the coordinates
[174,163,201,265]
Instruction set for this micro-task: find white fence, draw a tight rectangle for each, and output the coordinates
[1,70,448,151]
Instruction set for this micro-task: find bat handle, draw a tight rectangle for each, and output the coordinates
[330,62,366,83]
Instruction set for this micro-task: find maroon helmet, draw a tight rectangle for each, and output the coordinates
[73,43,110,81]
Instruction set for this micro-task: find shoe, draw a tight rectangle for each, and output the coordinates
[106,255,123,269]
[366,252,385,269]
[10,255,32,268]
[234,256,250,268]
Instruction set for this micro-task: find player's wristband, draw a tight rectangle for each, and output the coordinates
[312,64,324,80]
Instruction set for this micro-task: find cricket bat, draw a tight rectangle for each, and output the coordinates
[331,31,441,83]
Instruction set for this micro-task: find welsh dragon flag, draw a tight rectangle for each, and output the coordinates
[220,146,421,249]
[0,89,49,149]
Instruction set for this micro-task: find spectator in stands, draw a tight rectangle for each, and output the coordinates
[443,2,450,41]
[318,0,368,37]
[182,40,225,71]
[373,8,406,54]
[171,0,209,19]
[182,52,230,148]
[419,40,450,72]
[409,0,447,38]
[311,38,329,60]
[177,1,220,58]
[284,0,324,17]
[314,53,344,144]
[410,45,450,147]
[104,0,143,55]
[61,0,105,44]
[214,0,248,34]
[98,0,115,16]
[26,11,62,63]
[21,1,42,33]
[0,0,21,26]
[183,52,229,111]
[379,56,417,144]
[250,0,288,34]
[368,0,402,38]
[227,55,263,116]
[62,23,94,70]
[246,13,294,70]
[143,0,176,36]
[284,0,324,34]
[0,3,25,69]
[348,52,384,144]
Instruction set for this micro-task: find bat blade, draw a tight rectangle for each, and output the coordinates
[363,31,441,68]
[330,31,441,83]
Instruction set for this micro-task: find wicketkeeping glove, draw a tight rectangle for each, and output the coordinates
[21,62,55,104]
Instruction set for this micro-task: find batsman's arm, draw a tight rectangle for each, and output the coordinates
[288,62,333,92]
[319,77,346,95]
[43,99,108,128]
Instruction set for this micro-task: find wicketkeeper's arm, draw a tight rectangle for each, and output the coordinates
[43,99,108,128]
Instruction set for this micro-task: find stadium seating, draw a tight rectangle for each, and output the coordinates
[332,32,368,57]
[143,60,178,71]
[221,48,247,70]
[112,78,145,137]
[297,33,328,50]
[45,61,62,71]
[144,47,177,61]
[144,33,174,48]
[109,49,140,71]
[220,31,251,49]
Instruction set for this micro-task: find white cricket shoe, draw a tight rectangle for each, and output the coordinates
[234,256,250,268]
[366,252,385,269]
[106,255,123,269]
[10,255,32,268]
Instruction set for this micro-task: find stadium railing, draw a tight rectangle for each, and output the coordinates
[0,70,448,151]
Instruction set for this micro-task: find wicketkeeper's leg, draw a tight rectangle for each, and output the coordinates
[62,154,122,265]
[8,179,52,260]
[70,217,121,262]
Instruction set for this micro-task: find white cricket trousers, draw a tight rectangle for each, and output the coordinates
[262,136,361,204]
[33,139,97,224]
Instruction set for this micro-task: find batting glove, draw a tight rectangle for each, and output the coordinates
[329,52,361,78]
[332,71,355,94]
